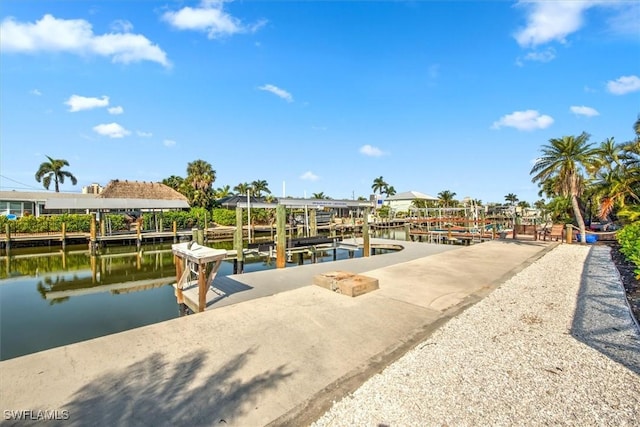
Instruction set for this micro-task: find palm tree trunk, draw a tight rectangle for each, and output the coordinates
[571,195,587,243]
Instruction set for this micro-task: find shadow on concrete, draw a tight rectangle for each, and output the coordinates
[211,275,254,299]
[63,347,294,426]
[571,246,640,374]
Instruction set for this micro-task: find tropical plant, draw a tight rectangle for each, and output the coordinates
[214,185,232,199]
[504,193,519,206]
[234,182,252,195]
[371,176,388,195]
[384,185,396,197]
[530,132,598,243]
[162,175,184,191]
[517,201,531,209]
[35,156,77,192]
[184,159,216,209]
[437,190,457,207]
[251,180,271,197]
[312,192,330,199]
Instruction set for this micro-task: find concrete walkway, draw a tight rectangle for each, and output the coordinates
[0,240,553,426]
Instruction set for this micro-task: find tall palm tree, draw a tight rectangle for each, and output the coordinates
[384,185,397,197]
[185,159,216,208]
[214,185,232,199]
[530,132,598,243]
[371,176,388,195]
[251,180,271,198]
[504,193,519,206]
[234,182,252,195]
[437,190,456,207]
[35,156,77,192]
[312,192,329,199]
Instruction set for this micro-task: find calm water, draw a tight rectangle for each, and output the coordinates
[0,231,400,360]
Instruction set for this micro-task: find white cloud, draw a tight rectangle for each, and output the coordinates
[29,89,42,96]
[300,171,319,181]
[258,84,293,102]
[163,139,176,147]
[137,131,153,138]
[359,144,385,157]
[108,106,124,115]
[606,75,640,95]
[65,94,109,112]
[491,110,554,131]
[570,105,599,117]
[522,47,556,63]
[163,1,266,39]
[93,122,130,138]
[514,1,596,48]
[0,14,170,67]
[110,19,133,33]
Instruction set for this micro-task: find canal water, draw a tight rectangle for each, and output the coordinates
[0,231,401,360]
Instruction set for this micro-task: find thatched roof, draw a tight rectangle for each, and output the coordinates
[99,180,188,201]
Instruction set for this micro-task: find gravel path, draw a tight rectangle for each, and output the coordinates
[312,244,640,426]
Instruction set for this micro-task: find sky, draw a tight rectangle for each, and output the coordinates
[0,0,638,205]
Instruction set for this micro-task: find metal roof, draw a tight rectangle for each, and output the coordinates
[0,191,98,202]
[386,191,439,201]
[45,198,189,210]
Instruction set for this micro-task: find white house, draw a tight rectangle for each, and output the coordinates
[384,190,439,213]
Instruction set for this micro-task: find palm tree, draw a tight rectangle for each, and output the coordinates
[162,175,184,191]
[437,190,456,207]
[530,132,598,243]
[504,193,519,206]
[312,192,330,199]
[35,156,78,192]
[185,159,216,208]
[214,185,232,199]
[371,176,388,195]
[384,185,397,197]
[234,182,252,195]
[251,180,271,198]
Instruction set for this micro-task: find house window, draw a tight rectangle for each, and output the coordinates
[9,202,22,217]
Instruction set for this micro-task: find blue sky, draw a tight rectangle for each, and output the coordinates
[1,0,638,204]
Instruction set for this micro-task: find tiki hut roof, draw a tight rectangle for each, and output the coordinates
[99,180,188,201]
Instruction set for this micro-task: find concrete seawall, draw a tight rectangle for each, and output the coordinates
[0,240,554,426]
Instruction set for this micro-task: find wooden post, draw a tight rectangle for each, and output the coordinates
[90,213,97,255]
[4,224,10,250]
[90,255,97,284]
[235,207,244,273]
[566,224,572,244]
[310,209,317,237]
[61,222,67,250]
[173,221,177,243]
[447,224,452,243]
[136,219,142,250]
[276,205,286,268]
[100,216,106,238]
[404,223,410,241]
[175,254,184,304]
[363,208,370,257]
[198,261,206,312]
[204,212,208,243]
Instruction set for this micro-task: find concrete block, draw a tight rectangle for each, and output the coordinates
[313,271,379,297]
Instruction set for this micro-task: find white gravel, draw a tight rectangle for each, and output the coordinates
[312,244,640,426]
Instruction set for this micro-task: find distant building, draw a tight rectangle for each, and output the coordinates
[82,183,103,194]
[384,190,439,212]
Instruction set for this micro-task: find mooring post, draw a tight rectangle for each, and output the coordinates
[61,222,67,250]
[100,217,106,238]
[90,213,97,255]
[363,208,370,257]
[566,224,572,244]
[234,207,244,274]
[198,261,206,312]
[204,212,208,243]
[276,204,286,268]
[173,221,177,243]
[404,223,410,241]
[5,223,11,251]
[310,209,317,237]
[136,219,142,251]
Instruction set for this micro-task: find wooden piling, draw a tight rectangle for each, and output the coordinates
[234,207,244,273]
[404,223,410,241]
[90,213,97,255]
[198,263,206,312]
[363,208,370,257]
[173,221,177,243]
[4,224,10,250]
[310,209,317,237]
[566,224,572,244]
[61,222,67,250]
[276,205,286,268]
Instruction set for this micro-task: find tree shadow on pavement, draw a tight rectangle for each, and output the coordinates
[571,246,640,374]
[63,347,294,426]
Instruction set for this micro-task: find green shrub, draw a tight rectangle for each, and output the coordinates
[617,222,640,278]
[211,208,236,226]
